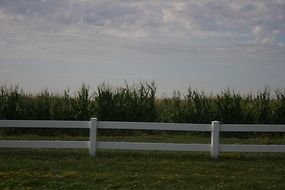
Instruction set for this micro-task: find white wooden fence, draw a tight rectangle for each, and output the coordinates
[0,118,285,159]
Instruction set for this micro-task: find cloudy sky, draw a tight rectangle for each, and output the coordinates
[0,0,284,96]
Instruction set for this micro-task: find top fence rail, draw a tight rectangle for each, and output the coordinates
[0,120,90,129]
[98,121,211,131]
[220,124,285,132]
[1,120,285,132]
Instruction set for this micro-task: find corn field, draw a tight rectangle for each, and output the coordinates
[0,82,285,136]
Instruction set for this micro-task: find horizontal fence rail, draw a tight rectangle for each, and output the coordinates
[97,142,210,152]
[98,121,211,131]
[220,124,285,132]
[0,140,89,149]
[0,120,90,129]
[0,119,285,159]
[220,144,285,153]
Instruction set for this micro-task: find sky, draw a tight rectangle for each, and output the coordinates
[0,0,285,96]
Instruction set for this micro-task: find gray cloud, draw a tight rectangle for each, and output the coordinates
[0,0,284,48]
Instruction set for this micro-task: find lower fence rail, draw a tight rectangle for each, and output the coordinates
[0,140,210,152]
[220,144,285,153]
[97,142,210,152]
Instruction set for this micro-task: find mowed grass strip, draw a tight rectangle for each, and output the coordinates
[0,134,285,190]
[1,132,284,144]
[0,149,285,190]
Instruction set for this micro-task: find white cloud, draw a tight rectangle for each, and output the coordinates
[0,0,284,53]
[252,25,263,35]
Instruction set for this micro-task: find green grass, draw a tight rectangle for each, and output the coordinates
[0,134,285,190]
[1,132,284,144]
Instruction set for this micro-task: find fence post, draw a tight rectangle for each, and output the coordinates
[89,118,97,156]
[211,121,220,159]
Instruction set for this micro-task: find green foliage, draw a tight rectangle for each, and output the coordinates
[214,90,244,123]
[274,89,285,124]
[185,88,213,123]
[156,91,184,123]
[1,83,285,136]
[0,85,23,120]
[253,88,272,124]
[96,82,156,122]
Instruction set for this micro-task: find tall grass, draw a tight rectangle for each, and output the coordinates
[0,82,285,136]
[96,82,156,122]
[274,89,285,124]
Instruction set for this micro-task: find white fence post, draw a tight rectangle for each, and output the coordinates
[211,121,220,159]
[89,118,97,156]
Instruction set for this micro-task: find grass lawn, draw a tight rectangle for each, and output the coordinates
[0,134,285,190]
